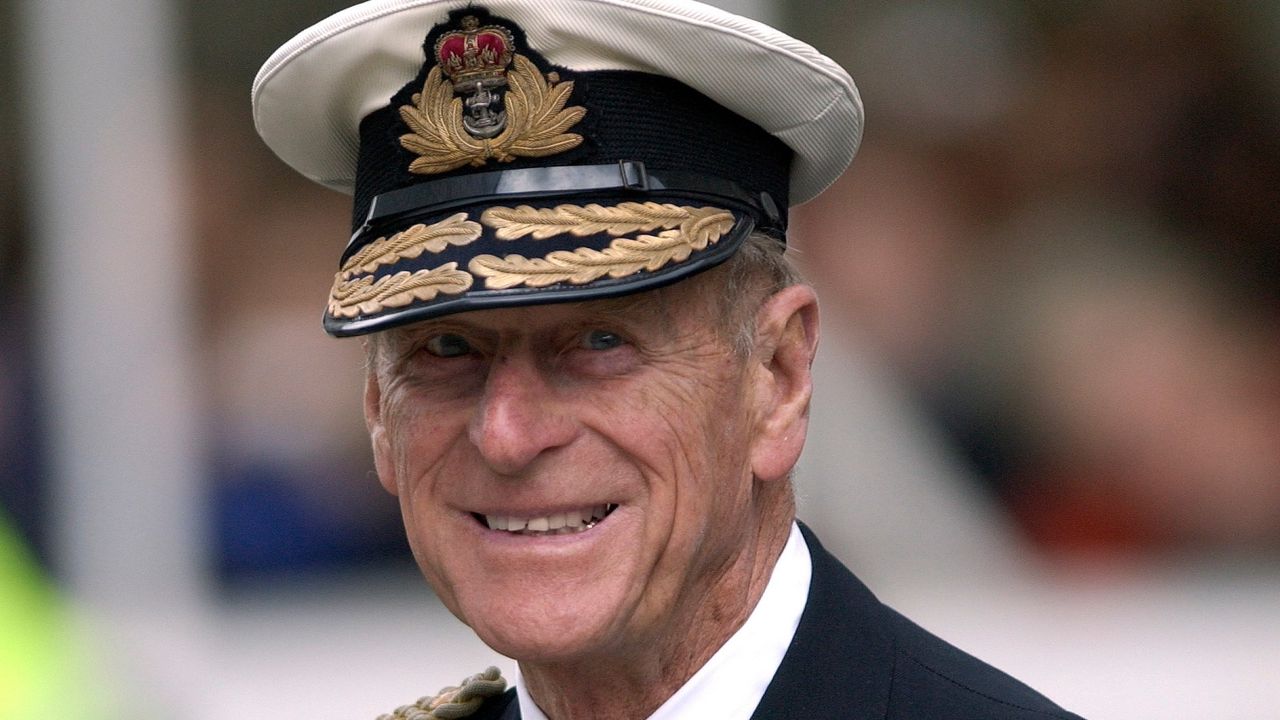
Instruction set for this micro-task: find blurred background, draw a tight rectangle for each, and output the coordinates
[1,0,1277,718]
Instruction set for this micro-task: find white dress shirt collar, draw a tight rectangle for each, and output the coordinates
[516,522,811,719]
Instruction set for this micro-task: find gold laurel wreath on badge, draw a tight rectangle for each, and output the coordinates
[325,203,734,318]
[400,54,586,175]
[471,202,735,289]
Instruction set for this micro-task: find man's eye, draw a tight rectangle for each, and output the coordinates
[581,329,625,351]
[424,333,472,358]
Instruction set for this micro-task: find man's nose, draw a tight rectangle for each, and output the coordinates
[467,353,578,475]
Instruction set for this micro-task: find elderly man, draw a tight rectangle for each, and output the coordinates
[254,1,1082,718]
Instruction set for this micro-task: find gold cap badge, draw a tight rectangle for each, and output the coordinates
[399,15,586,174]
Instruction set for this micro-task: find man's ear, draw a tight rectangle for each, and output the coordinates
[749,284,820,482]
[364,369,400,497]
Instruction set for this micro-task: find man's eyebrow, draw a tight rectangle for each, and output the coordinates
[375,288,680,352]
[585,293,671,324]
[376,323,445,358]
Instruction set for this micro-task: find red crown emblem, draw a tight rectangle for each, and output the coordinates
[434,15,515,89]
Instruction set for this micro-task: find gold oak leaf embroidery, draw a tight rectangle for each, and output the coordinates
[328,263,474,318]
[339,213,482,278]
[399,54,586,175]
[480,202,711,240]
[469,205,735,289]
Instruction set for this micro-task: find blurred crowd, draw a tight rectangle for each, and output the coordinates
[2,0,1278,590]
[792,0,1280,561]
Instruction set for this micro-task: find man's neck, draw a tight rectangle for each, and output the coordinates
[519,509,795,720]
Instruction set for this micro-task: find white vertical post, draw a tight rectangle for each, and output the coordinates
[21,0,206,624]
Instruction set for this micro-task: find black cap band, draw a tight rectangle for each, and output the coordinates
[346,161,784,264]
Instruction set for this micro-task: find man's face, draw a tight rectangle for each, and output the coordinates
[365,281,780,663]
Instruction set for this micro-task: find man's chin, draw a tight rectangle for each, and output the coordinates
[444,575,633,662]
[470,612,621,666]
[423,508,651,661]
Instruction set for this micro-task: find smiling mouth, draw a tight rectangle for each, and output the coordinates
[473,504,618,536]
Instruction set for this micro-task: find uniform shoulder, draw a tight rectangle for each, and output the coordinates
[883,606,1085,719]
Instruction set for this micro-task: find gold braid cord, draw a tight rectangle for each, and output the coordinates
[328,264,473,319]
[339,214,482,279]
[400,54,586,175]
[470,203,735,289]
[376,667,507,720]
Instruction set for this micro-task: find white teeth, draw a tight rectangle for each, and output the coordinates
[484,506,613,535]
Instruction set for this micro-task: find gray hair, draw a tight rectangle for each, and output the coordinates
[712,231,806,357]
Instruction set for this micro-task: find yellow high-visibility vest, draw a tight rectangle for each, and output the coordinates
[0,512,106,719]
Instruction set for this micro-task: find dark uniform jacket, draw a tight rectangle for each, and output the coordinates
[468,524,1084,719]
